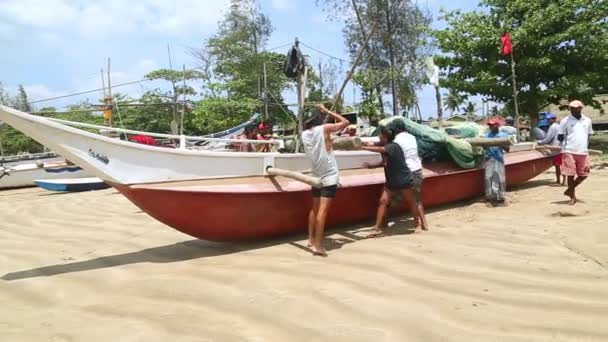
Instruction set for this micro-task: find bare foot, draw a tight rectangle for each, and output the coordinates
[569,196,577,206]
[311,245,328,256]
[564,188,574,197]
[307,241,313,248]
[367,229,385,238]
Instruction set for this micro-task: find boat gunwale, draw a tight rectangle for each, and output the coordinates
[123,150,555,194]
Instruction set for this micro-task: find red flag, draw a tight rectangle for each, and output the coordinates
[500,33,512,55]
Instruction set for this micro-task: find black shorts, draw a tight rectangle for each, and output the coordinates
[312,185,337,198]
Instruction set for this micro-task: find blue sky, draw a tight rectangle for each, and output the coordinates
[0,0,480,117]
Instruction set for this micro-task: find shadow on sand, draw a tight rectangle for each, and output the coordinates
[3,225,400,281]
[3,179,550,281]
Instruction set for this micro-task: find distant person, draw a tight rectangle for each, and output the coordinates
[485,118,509,206]
[536,114,565,185]
[558,100,593,205]
[532,117,549,140]
[500,116,518,142]
[301,104,350,256]
[361,127,427,236]
[391,120,428,231]
[237,124,258,152]
[256,123,273,152]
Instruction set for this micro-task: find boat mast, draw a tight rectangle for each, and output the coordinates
[103,58,113,127]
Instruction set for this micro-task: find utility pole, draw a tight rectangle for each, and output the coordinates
[103,58,112,127]
[180,64,187,136]
[384,0,399,116]
[510,53,520,131]
[263,62,268,121]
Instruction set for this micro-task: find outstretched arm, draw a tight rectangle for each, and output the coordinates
[319,105,350,135]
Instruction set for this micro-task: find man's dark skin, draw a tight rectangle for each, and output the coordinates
[557,106,589,205]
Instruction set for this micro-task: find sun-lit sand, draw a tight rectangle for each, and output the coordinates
[1,167,607,341]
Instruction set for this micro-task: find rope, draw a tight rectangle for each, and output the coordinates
[28,79,151,104]
[113,100,128,140]
[299,42,350,63]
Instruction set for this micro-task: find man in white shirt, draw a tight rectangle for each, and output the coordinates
[537,113,564,185]
[557,100,593,205]
[391,120,428,231]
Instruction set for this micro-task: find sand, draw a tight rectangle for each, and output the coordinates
[1,168,607,342]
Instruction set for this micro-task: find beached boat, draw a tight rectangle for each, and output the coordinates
[111,149,554,241]
[0,105,381,184]
[34,177,109,192]
[0,160,88,189]
[0,105,554,242]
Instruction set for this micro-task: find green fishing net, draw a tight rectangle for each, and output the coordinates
[378,117,484,169]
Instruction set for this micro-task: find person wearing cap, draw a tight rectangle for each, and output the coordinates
[485,118,509,206]
[558,100,593,205]
[301,104,350,256]
[537,113,565,185]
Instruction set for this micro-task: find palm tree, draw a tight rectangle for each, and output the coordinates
[443,90,467,117]
[465,101,477,121]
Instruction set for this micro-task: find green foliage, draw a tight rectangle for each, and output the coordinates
[434,0,608,116]
[443,90,467,115]
[0,83,41,154]
[192,0,293,123]
[353,69,385,122]
[189,97,259,135]
[337,0,432,112]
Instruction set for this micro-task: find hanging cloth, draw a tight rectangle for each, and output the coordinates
[283,45,305,79]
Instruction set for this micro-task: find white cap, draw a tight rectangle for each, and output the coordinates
[569,100,584,108]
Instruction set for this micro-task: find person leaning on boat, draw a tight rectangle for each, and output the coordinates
[536,113,565,185]
[391,121,428,231]
[484,118,509,206]
[301,104,350,256]
[361,126,428,236]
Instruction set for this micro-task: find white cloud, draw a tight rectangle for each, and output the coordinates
[6,58,165,110]
[0,0,230,41]
[271,0,292,11]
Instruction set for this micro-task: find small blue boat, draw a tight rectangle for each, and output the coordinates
[34,177,110,192]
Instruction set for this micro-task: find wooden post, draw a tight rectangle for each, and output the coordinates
[329,23,378,112]
[464,137,512,147]
[510,52,520,132]
[180,64,186,136]
[294,37,305,153]
[104,58,113,127]
[435,85,443,128]
[263,62,268,121]
[266,167,323,188]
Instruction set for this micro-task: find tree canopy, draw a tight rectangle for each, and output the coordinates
[434,0,608,116]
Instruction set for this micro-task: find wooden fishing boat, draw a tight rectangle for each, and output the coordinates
[34,177,109,192]
[1,105,554,242]
[0,105,381,185]
[0,160,88,189]
[111,149,554,241]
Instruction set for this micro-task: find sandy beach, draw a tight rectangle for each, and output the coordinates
[1,167,607,342]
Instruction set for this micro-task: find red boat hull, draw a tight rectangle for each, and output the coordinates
[112,151,554,241]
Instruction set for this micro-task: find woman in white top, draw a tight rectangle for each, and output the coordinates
[301,104,350,256]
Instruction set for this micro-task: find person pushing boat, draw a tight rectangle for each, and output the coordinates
[485,118,509,206]
[301,104,350,256]
[361,126,428,235]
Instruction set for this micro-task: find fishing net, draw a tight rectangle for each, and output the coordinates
[444,123,484,138]
[378,117,484,169]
